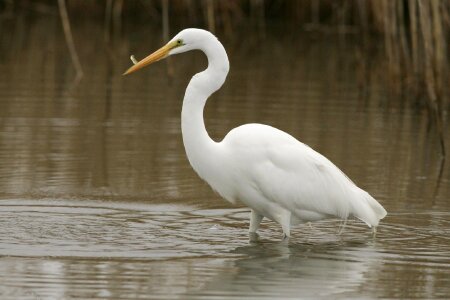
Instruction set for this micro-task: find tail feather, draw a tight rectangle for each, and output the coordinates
[351,190,387,228]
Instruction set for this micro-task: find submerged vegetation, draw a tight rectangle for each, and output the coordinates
[0,0,448,154]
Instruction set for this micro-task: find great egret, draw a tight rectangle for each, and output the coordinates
[124,28,387,239]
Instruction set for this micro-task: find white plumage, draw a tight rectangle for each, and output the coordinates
[124,28,387,239]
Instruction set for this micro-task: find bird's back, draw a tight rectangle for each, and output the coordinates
[221,123,387,227]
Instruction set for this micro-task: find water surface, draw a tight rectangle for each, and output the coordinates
[0,14,449,299]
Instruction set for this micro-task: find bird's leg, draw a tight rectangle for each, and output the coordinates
[338,218,347,235]
[279,210,291,241]
[281,224,290,241]
[249,210,263,241]
[249,209,263,233]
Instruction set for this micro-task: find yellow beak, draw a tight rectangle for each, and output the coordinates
[123,43,173,75]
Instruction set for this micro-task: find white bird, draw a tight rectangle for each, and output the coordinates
[124,28,387,240]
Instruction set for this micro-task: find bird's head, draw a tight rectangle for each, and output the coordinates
[123,28,214,75]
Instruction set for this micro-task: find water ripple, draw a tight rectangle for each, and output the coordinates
[0,199,449,299]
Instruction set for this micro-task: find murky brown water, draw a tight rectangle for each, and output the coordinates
[1,13,449,300]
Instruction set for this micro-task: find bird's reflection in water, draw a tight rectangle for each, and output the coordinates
[186,239,378,299]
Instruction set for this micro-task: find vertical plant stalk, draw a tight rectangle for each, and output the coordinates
[104,0,113,43]
[311,0,320,25]
[357,0,368,39]
[430,1,446,110]
[408,0,419,97]
[365,0,447,157]
[113,0,123,38]
[162,0,173,79]
[250,0,265,38]
[58,0,83,81]
[430,0,447,157]
[206,0,215,33]
[418,0,446,157]
[381,0,397,94]
[397,1,410,73]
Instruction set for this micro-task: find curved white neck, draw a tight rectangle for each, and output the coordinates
[181,36,229,182]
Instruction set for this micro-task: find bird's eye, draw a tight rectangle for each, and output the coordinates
[177,39,183,45]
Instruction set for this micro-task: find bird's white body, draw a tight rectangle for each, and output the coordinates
[125,28,387,238]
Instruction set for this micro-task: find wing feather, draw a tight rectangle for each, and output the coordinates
[223,124,386,226]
